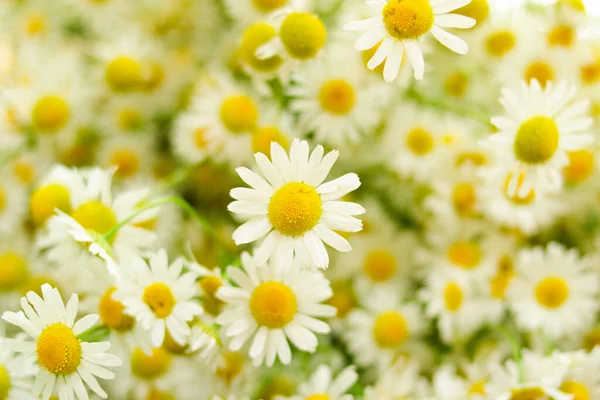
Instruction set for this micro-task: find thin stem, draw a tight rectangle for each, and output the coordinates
[77,324,110,342]
[499,325,525,382]
[539,329,554,355]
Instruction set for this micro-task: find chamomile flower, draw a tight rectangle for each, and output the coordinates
[189,322,223,368]
[216,252,336,367]
[363,359,429,400]
[0,342,37,400]
[482,80,594,195]
[508,243,599,339]
[278,364,358,400]
[114,249,204,348]
[97,133,154,182]
[288,55,382,146]
[229,139,364,270]
[557,349,600,399]
[1,284,122,400]
[344,0,477,82]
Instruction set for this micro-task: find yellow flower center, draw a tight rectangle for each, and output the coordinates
[13,161,34,184]
[535,276,569,309]
[146,389,175,400]
[32,95,70,133]
[373,311,409,348]
[162,328,187,355]
[36,323,82,375]
[0,252,28,292]
[514,116,559,164]
[444,72,469,98]
[141,62,165,92]
[490,255,514,299]
[280,12,327,60]
[503,172,536,205]
[583,326,600,351]
[110,149,140,179]
[250,281,297,328]
[406,127,434,155]
[524,61,554,88]
[131,347,171,380]
[240,23,284,73]
[71,200,118,236]
[0,365,9,400]
[99,287,135,332]
[326,283,356,317]
[564,150,594,184]
[456,0,489,25]
[509,387,546,400]
[216,351,245,384]
[469,380,486,396]
[557,0,586,13]
[199,275,224,316]
[20,275,59,297]
[251,0,287,12]
[382,0,434,40]
[252,126,289,157]
[364,250,397,282]
[105,56,144,92]
[26,15,46,36]
[30,184,72,225]
[268,182,322,237]
[560,381,590,400]
[485,30,516,57]
[447,241,481,269]
[193,127,208,149]
[580,61,600,85]
[452,183,477,217]
[548,24,575,48]
[0,187,5,213]
[319,79,356,115]
[444,282,464,312]
[306,395,330,400]
[456,151,488,167]
[143,283,176,318]
[118,108,143,131]
[259,375,296,400]
[220,95,259,134]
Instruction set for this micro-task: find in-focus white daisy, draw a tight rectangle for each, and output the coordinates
[216,252,336,367]
[487,350,572,400]
[229,139,364,270]
[482,80,594,194]
[344,288,425,369]
[277,364,358,400]
[508,243,599,339]
[288,55,382,146]
[344,0,476,81]
[114,249,204,348]
[1,284,121,400]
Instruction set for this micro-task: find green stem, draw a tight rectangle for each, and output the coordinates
[499,326,524,382]
[539,329,554,355]
[77,324,110,342]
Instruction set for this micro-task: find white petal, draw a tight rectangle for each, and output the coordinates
[232,217,272,245]
[431,26,468,55]
[383,42,404,83]
[434,13,475,29]
[303,230,329,269]
[354,26,388,51]
[367,37,394,70]
[404,40,425,80]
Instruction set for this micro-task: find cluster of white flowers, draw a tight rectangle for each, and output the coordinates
[0,0,599,399]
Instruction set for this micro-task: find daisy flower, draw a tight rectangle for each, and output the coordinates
[189,322,223,368]
[558,349,600,399]
[482,80,593,195]
[229,139,365,271]
[0,341,37,400]
[114,249,204,348]
[363,359,429,400]
[278,364,358,400]
[1,284,121,400]
[216,252,337,367]
[344,0,477,81]
[508,243,599,339]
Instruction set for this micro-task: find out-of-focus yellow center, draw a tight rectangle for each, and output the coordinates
[20,275,59,297]
[268,182,322,237]
[0,252,28,292]
[71,200,117,236]
[105,56,144,92]
[503,172,536,205]
[200,275,224,316]
[581,61,600,85]
[36,323,82,375]
[250,281,298,328]
[110,149,140,179]
[490,255,514,299]
[141,62,165,92]
[143,283,176,318]
[280,12,327,60]
[456,151,488,167]
[447,241,481,269]
[452,182,477,217]
[535,276,569,309]
[509,387,546,400]
[131,347,171,380]
[251,0,288,12]
[0,187,5,213]
[26,15,46,36]
[220,95,259,133]
[560,381,590,400]
[557,0,586,13]
[564,150,594,184]
[252,126,289,157]
[326,283,356,317]
[583,326,600,351]
[444,282,464,312]
[216,351,245,385]
[468,380,486,396]
[240,23,283,73]
[305,395,330,400]
[99,287,135,332]
[13,161,34,183]
[364,250,397,282]
[456,0,489,25]
[31,184,72,225]
[485,30,516,57]
[373,311,409,348]
[514,116,559,164]
[382,0,434,40]
[548,24,575,48]
[118,108,143,131]
[524,61,554,88]
[406,127,434,156]
[32,95,70,133]
[0,365,10,400]
[146,389,175,400]
[319,79,356,115]
[445,72,469,98]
